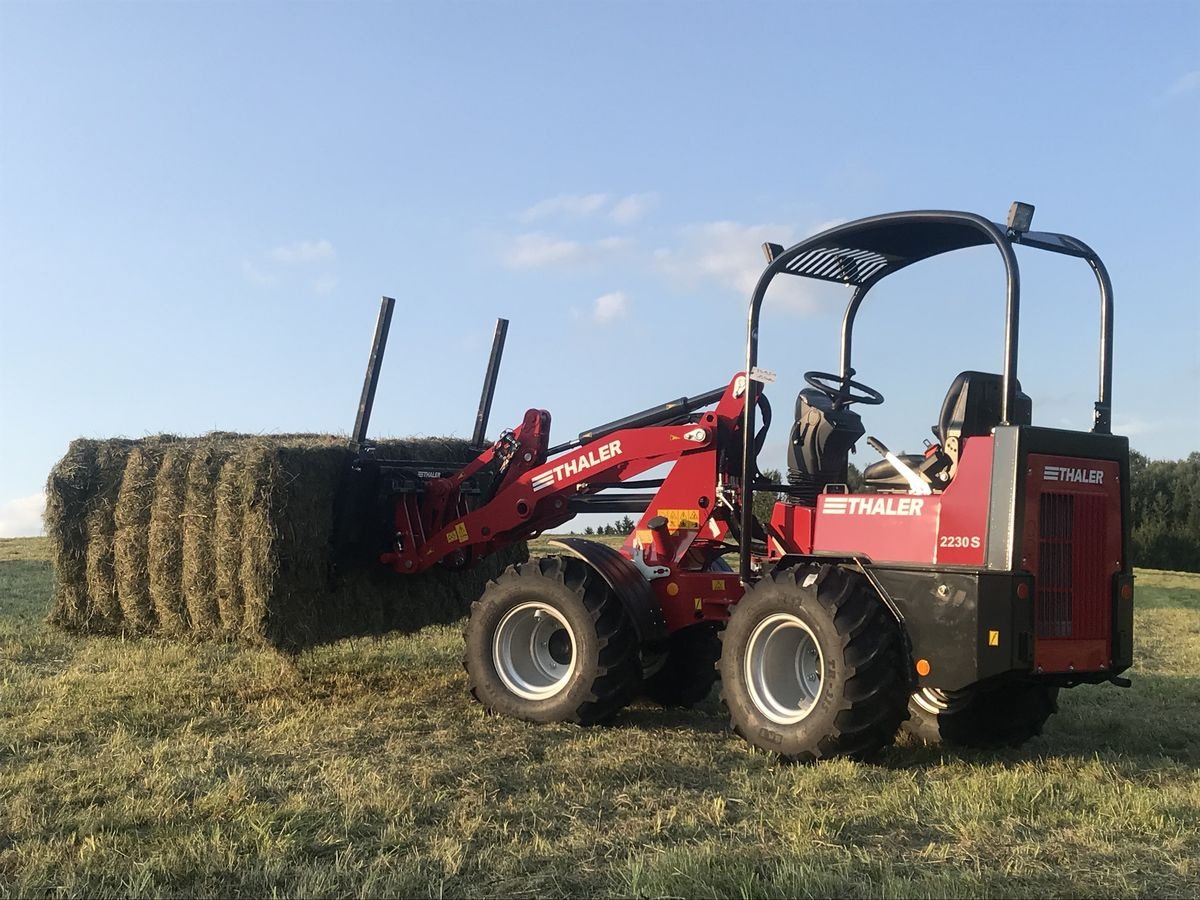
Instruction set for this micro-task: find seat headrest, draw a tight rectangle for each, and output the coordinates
[795,388,833,420]
[938,371,1031,443]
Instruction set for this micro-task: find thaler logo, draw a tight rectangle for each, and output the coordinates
[531,440,623,492]
[1044,465,1104,485]
[823,496,925,516]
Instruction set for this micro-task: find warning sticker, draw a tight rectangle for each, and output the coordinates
[658,508,700,531]
[445,523,469,544]
[988,630,1000,647]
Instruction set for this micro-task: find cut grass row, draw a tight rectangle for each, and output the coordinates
[1,536,1198,898]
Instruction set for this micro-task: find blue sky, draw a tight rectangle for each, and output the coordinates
[1,1,1197,536]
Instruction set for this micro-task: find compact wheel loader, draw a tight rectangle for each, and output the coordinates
[339,202,1133,762]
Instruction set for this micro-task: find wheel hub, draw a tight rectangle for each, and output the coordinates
[493,602,578,701]
[912,686,975,716]
[744,613,824,725]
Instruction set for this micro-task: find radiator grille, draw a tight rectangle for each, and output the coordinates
[1035,491,1108,639]
[1036,493,1073,637]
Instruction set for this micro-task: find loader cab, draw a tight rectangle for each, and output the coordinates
[739,202,1119,584]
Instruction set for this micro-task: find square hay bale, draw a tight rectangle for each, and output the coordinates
[44,434,527,651]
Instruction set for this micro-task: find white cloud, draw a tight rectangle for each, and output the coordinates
[243,239,337,288]
[269,239,336,264]
[0,492,45,538]
[1112,416,1161,438]
[518,191,658,226]
[656,220,795,295]
[519,193,610,223]
[502,233,584,268]
[610,192,658,225]
[1165,69,1200,99]
[500,233,631,269]
[592,291,629,324]
[240,260,278,286]
[655,219,848,315]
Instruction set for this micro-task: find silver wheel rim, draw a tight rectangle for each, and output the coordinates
[912,687,974,715]
[493,601,578,701]
[745,612,824,725]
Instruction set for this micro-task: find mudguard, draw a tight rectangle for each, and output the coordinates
[548,538,668,644]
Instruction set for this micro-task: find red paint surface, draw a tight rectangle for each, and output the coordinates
[1022,453,1122,673]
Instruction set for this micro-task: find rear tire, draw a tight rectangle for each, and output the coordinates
[903,683,1060,747]
[642,623,723,707]
[464,556,640,725]
[719,564,908,762]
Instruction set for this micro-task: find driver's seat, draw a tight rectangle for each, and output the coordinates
[862,371,1032,491]
[786,389,864,505]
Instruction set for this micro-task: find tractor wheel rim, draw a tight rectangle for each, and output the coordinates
[745,612,824,725]
[912,687,974,715]
[493,601,577,701]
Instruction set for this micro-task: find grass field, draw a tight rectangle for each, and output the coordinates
[2,535,1198,898]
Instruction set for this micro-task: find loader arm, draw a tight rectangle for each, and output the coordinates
[382,374,750,575]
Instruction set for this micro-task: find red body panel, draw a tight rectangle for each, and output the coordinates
[790,437,995,566]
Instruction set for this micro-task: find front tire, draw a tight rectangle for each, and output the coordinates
[465,556,640,725]
[903,683,1059,747]
[719,564,908,762]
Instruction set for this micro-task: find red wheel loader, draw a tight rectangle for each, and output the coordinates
[339,202,1133,761]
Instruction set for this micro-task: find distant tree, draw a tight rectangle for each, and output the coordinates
[846,462,865,493]
[752,468,784,526]
[583,525,595,535]
[617,515,636,535]
[1129,450,1200,572]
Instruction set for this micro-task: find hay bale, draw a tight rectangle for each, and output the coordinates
[43,439,138,632]
[181,445,227,632]
[214,454,250,634]
[45,433,528,651]
[148,446,190,634]
[44,439,99,630]
[114,446,163,631]
[238,444,278,642]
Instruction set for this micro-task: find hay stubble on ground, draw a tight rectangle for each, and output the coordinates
[1,536,1198,898]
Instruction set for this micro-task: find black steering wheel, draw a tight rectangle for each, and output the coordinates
[804,370,885,408]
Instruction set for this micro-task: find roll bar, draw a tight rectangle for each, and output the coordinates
[737,207,1115,583]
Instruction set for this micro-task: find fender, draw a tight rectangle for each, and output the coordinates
[772,552,917,690]
[548,537,668,645]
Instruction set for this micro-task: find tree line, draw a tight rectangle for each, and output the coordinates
[1130,450,1200,572]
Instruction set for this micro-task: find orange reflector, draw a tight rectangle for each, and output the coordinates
[1120,582,1134,601]
[666,582,679,597]
[1016,582,1030,600]
[915,659,931,677]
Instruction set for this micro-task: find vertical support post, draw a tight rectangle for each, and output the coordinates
[351,296,396,449]
[472,318,509,448]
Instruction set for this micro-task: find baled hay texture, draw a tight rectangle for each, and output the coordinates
[147,446,190,635]
[45,433,527,651]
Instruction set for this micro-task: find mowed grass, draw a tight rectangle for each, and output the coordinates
[1,536,1198,898]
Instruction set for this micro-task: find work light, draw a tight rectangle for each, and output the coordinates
[1007,201,1035,234]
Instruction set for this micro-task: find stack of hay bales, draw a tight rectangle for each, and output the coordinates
[44,434,526,651]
